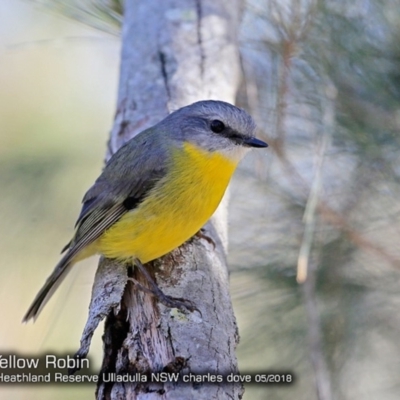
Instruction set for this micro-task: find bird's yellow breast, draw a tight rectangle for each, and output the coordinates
[96,142,237,262]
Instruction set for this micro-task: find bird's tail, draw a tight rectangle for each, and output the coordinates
[22,251,77,322]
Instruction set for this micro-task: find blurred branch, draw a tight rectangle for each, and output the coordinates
[302,261,333,400]
[29,0,123,35]
[270,0,318,155]
[297,82,336,400]
[268,118,400,272]
[297,82,335,283]
[238,1,400,398]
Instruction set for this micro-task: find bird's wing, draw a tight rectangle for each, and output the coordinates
[62,132,169,257]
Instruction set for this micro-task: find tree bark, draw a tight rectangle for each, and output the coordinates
[76,1,244,399]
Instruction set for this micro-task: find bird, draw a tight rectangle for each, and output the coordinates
[23,100,268,322]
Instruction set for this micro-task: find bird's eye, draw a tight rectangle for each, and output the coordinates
[210,120,225,133]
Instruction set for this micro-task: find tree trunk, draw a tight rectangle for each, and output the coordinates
[76,1,244,399]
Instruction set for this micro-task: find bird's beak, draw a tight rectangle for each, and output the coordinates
[243,137,268,148]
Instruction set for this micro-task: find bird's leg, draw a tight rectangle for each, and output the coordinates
[131,258,198,313]
[195,228,216,249]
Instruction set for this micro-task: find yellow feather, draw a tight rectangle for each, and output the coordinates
[95,142,237,262]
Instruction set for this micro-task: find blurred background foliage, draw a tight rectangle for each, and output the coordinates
[1,0,400,399]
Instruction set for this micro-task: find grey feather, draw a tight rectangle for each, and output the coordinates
[24,129,169,321]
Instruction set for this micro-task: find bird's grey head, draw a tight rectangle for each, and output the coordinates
[160,100,267,161]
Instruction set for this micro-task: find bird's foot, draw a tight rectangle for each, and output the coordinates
[195,228,216,249]
[131,258,199,314]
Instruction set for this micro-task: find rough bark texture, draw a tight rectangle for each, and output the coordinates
[76,1,244,399]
